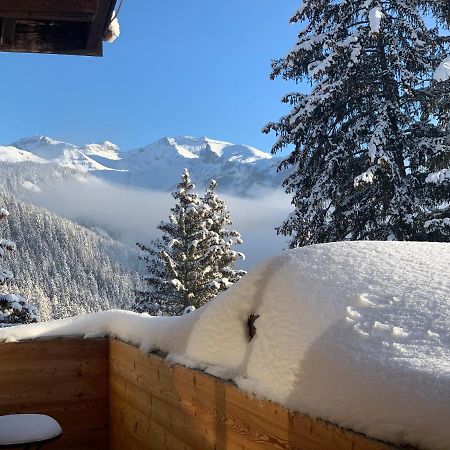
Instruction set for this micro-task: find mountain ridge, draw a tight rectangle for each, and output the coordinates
[3,135,283,195]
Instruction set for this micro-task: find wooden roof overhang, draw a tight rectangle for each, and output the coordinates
[0,0,118,57]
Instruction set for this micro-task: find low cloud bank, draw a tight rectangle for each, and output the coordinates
[27,177,291,269]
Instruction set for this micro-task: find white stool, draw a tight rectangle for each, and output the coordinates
[0,414,62,449]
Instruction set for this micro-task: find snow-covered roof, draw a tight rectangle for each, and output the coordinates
[0,241,449,450]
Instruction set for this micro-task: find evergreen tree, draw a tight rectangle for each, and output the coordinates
[0,207,38,327]
[264,1,450,247]
[199,179,246,296]
[422,1,450,27]
[134,170,245,316]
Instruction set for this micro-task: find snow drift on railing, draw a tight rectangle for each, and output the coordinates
[0,241,449,450]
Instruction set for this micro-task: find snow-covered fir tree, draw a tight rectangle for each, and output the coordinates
[134,170,245,316]
[200,179,246,294]
[0,207,38,327]
[264,1,450,246]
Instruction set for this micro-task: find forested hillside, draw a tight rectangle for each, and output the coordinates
[0,161,84,194]
[0,192,137,320]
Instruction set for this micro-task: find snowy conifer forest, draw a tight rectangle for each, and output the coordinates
[0,191,138,320]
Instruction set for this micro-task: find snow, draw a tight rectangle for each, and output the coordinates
[106,13,120,43]
[6,135,281,195]
[22,181,42,193]
[0,414,61,445]
[369,7,384,35]
[425,218,450,230]
[426,168,450,184]
[354,167,376,186]
[0,145,46,164]
[0,268,13,285]
[0,211,15,285]
[1,241,449,450]
[433,56,450,82]
[183,305,196,315]
[134,136,272,164]
[0,293,38,327]
[0,238,15,254]
[81,141,121,161]
[10,136,124,172]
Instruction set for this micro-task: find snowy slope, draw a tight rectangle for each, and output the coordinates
[0,145,46,164]
[81,141,121,161]
[12,136,122,172]
[0,193,138,320]
[6,135,282,195]
[147,136,272,163]
[0,161,88,198]
[2,241,449,450]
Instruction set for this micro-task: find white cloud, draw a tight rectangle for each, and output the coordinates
[27,177,292,269]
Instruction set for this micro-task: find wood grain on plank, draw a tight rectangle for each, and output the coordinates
[0,337,402,450]
[0,20,99,57]
[0,0,98,21]
[0,338,109,450]
[109,339,399,450]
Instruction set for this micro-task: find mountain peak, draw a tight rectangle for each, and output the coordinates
[101,140,119,149]
[81,141,121,161]
[12,135,62,148]
[2,134,282,195]
[137,136,272,163]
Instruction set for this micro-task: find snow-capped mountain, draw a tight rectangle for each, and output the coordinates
[11,136,122,172]
[0,136,289,321]
[0,145,46,164]
[4,135,283,195]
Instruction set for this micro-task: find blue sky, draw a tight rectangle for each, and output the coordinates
[0,1,299,153]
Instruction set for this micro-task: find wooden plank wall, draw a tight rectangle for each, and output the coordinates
[0,338,109,450]
[109,339,399,450]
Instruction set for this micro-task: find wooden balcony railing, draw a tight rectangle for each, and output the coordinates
[0,338,401,450]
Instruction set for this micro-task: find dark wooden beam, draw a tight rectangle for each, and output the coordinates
[86,0,116,51]
[102,0,118,37]
[1,19,16,46]
[0,20,101,57]
[0,0,119,57]
[0,0,99,22]
[0,45,101,57]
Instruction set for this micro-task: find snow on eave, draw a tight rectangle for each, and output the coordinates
[105,14,120,43]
